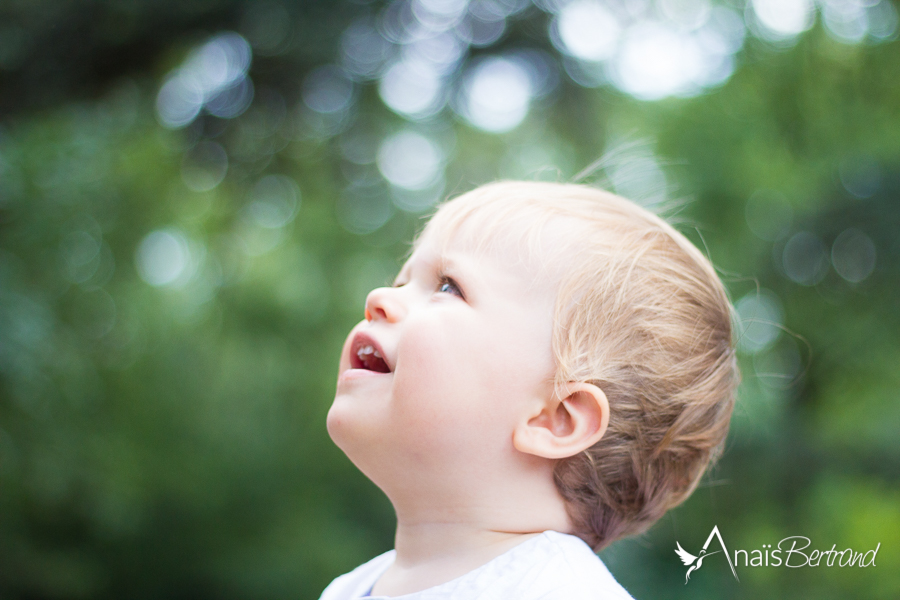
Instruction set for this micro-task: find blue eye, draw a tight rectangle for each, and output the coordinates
[438,277,464,298]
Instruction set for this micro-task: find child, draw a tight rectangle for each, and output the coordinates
[322,181,738,599]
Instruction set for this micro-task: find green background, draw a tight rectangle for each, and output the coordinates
[0,1,897,598]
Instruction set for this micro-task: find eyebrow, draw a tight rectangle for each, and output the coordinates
[437,255,460,277]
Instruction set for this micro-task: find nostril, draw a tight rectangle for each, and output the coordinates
[365,283,409,325]
[365,287,400,323]
[367,306,388,321]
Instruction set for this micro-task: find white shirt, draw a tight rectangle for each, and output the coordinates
[318,531,635,600]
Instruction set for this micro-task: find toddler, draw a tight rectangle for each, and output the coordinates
[321,181,738,599]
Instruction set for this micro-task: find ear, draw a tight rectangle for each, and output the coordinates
[513,382,609,460]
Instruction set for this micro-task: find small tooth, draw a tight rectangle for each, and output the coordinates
[373,349,382,358]
[358,344,374,357]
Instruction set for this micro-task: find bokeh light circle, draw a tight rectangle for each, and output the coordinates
[831,228,876,283]
[782,231,829,286]
[460,56,532,133]
[376,130,444,190]
[136,229,192,287]
[735,289,784,354]
[553,0,621,62]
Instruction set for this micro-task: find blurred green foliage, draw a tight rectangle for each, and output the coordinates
[1,0,898,598]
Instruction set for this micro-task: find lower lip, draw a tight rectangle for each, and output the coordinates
[339,368,391,382]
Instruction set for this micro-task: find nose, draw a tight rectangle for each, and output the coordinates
[365,286,406,323]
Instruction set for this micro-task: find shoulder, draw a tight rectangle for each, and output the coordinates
[515,531,636,600]
[318,534,636,600]
[318,550,395,600]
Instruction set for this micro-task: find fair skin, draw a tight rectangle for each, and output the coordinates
[327,222,610,597]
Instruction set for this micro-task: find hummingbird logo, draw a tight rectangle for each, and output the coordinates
[675,542,720,583]
[674,526,740,585]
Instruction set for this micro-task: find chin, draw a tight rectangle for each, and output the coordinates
[326,397,373,461]
[325,397,352,449]
[326,403,390,487]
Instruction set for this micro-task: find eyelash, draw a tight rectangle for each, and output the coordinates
[391,274,465,299]
[437,275,464,299]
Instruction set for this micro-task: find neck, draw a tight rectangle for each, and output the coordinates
[371,472,572,596]
[372,517,541,597]
[393,519,537,567]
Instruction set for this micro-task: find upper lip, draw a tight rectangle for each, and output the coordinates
[349,331,393,372]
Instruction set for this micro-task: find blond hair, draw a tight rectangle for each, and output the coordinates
[422,181,739,550]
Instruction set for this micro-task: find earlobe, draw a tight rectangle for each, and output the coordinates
[513,382,610,460]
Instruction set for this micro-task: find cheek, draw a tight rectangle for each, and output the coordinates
[391,321,486,426]
[390,317,527,434]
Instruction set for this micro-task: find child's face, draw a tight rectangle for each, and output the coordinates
[327,222,558,495]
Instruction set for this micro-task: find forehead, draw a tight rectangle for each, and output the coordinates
[402,211,571,309]
[402,223,524,283]
[417,199,586,284]
[420,196,529,261]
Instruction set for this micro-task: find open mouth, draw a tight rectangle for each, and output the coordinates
[350,334,391,373]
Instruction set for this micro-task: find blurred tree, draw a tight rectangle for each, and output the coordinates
[1,0,898,599]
